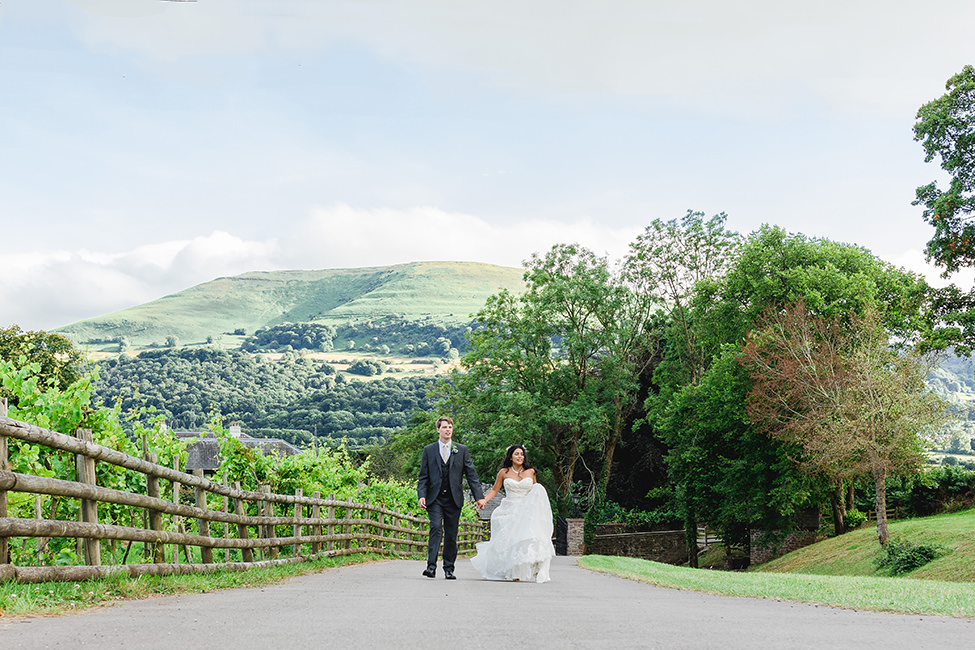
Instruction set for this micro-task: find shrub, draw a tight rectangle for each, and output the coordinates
[844,509,867,529]
[348,359,385,376]
[873,537,947,576]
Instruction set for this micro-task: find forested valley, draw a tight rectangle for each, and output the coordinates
[92,348,438,448]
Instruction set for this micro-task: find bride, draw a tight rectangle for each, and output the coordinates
[471,444,556,583]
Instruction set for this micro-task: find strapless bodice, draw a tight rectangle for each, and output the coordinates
[503,477,534,497]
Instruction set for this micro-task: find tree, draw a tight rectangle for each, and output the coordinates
[0,326,85,404]
[914,65,975,275]
[741,302,951,547]
[624,210,741,384]
[443,243,659,511]
[348,359,384,376]
[912,66,975,356]
[652,226,929,562]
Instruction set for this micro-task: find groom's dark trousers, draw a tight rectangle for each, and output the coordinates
[426,495,461,572]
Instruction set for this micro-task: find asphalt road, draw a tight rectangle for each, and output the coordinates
[1,556,972,649]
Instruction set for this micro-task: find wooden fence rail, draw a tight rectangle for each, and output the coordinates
[0,402,486,584]
[867,507,902,521]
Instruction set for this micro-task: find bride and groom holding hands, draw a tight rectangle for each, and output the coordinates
[417,416,555,583]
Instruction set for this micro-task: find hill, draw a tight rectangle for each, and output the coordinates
[55,261,526,351]
[752,507,975,582]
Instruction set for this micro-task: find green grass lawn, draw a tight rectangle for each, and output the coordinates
[578,555,975,617]
[753,507,975,582]
[578,507,975,618]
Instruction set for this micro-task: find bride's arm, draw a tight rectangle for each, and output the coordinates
[528,468,538,483]
[482,469,506,502]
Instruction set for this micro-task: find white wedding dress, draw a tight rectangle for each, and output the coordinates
[470,478,556,583]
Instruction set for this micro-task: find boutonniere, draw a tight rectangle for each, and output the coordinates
[450,443,458,454]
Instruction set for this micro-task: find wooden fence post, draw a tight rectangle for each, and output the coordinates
[262,485,278,559]
[173,458,189,563]
[222,473,230,562]
[327,494,335,552]
[145,452,165,563]
[193,469,213,564]
[35,494,47,562]
[231,481,253,563]
[0,398,8,565]
[74,428,100,566]
[393,513,400,553]
[311,491,321,555]
[362,499,375,546]
[345,497,354,550]
[293,489,303,557]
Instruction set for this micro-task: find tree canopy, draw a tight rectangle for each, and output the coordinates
[437,243,660,511]
[741,302,950,546]
[0,325,85,405]
[914,64,975,275]
[650,225,931,559]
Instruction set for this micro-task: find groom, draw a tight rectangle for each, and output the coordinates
[417,416,486,579]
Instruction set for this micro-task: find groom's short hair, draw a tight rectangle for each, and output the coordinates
[435,416,453,429]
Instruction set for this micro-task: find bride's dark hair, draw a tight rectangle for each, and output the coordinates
[501,444,533,471]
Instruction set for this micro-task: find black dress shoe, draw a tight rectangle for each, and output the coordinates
[422,568,436,578]
[444,570,456,580]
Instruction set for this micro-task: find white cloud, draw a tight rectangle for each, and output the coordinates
[291,204,639,269]
[0,210,641,330]
[4,208,974,333]
[0,231,278,330]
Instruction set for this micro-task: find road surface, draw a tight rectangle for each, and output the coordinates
[1,557,971,649]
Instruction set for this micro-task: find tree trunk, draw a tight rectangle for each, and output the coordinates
[550,425,579,515]
[599,401,623,493]
[684,489,698,569]
[829,482,847,536]
[873,467,889,547]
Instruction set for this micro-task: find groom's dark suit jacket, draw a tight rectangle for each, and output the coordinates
[417,442,484,509]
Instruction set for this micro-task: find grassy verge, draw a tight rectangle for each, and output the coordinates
[753,508,975,582]
[578,554,975,618]
[0,553,389,619]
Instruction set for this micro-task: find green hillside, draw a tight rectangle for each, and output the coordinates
[753,508,975,582]
[56,261,525,350]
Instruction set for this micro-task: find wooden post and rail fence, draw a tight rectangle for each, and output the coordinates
[0,399,487,584]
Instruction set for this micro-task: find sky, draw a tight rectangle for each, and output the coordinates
[3,0,975,331]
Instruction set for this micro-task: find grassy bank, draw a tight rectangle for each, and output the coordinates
[578,508,975,618]
[753,508,975,582]
[578,555,975,617]
[0,553,388,619]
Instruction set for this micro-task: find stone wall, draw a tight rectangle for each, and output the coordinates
[566,518,585,555]
[749,530,817,565]
[587,527,687,565]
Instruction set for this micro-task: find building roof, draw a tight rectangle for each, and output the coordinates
[174,431,302,472]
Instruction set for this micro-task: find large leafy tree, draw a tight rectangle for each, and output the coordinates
[912,66,975,356]
[741,302,950,547]
[0,325,85,405]
[652,226,929,561]
[442,243,659,511]
[914,65,975,275]
[624,210,741,385]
